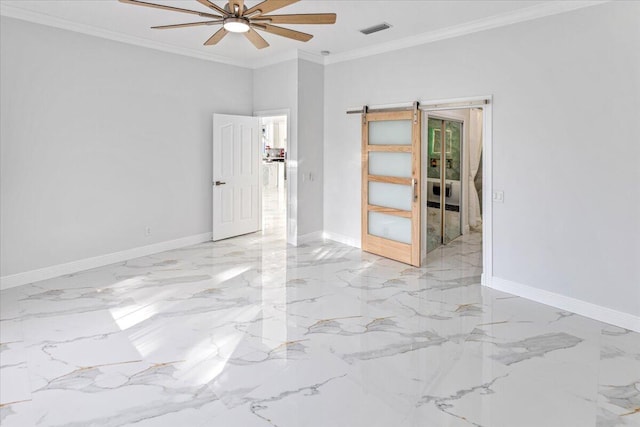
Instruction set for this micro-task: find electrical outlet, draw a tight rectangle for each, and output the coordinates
[492,191,504,203]
[145,226,152,236]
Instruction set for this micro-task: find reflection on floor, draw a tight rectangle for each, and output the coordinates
[1,221,639,426]
[261,184,286,238]
[426,206,464,252]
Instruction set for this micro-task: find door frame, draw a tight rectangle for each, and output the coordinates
[420,96,493,285]
[253,109,293,245]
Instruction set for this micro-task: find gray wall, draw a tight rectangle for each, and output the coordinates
[297,60,324,236]
[323,2,640,316]
[253,58,324,241]
[252,59,299,243]
[0,17,253,276]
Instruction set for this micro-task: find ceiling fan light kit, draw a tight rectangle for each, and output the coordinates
[119,0,337,50]
[223,17,250,33]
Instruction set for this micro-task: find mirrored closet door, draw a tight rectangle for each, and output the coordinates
[426,116,462,252]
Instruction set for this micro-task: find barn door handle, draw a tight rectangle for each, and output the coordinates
[412,178,418,201]
[214,181,226,186]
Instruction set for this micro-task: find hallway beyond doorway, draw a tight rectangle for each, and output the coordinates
[262,184,286,237]
[259,114,288,241]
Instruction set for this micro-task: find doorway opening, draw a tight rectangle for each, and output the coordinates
[421,107,485,266]
[356,98,491,275]
[259,115,288,238]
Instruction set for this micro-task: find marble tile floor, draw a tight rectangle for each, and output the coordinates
[426,207,464,253]
[1,205,639,425]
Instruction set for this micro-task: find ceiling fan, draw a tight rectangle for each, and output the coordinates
[119,0,337,49]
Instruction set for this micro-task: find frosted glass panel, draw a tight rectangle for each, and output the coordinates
[369,152,412,178]
[369,182,412,211]
[369,120,412,145]
[368,212,411,244]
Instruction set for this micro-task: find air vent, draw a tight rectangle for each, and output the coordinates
[360,22,392,35]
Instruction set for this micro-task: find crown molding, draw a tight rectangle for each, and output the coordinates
[297,50,325,66]
[1,1,608,70]
[0,3,324,70]
[325,1,609,65]
[246,49,324,69]
[249,49,298,69]
[0,3,252,69]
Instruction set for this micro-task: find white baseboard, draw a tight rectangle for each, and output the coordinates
[481,273,490,287]
[486,276,640,333]
[0,232,212,291]
[322,231,361,248]
[296,231,324,245]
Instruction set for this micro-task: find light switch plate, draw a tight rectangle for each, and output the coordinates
[492,191,504,203]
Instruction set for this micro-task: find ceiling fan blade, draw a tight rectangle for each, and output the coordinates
[204,28,229,45]
[254,23,312,42]
[255,13,336,25]
[244,28,269,49]
[229,0,245,15]
[245,0,299,17]
[119,0,221,19]
[196,0,228,15]
[152,21,222,30]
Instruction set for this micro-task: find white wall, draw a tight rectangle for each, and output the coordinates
[253,58,324,241]
[297,60,324,236]
[324,2,640,317]
[263,117,286,149]
[253,59,299,244]
[0,17,253,277]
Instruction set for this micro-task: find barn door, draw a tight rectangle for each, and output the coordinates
[362,106,421,266]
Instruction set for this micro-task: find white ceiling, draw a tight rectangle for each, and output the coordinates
[0,0,598,68]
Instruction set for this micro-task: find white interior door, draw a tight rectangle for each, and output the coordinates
[213,114,260,241]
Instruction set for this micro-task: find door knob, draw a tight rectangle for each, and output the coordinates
[214,181,226,186]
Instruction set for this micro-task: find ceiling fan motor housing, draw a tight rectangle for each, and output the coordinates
[224,2,247,15]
